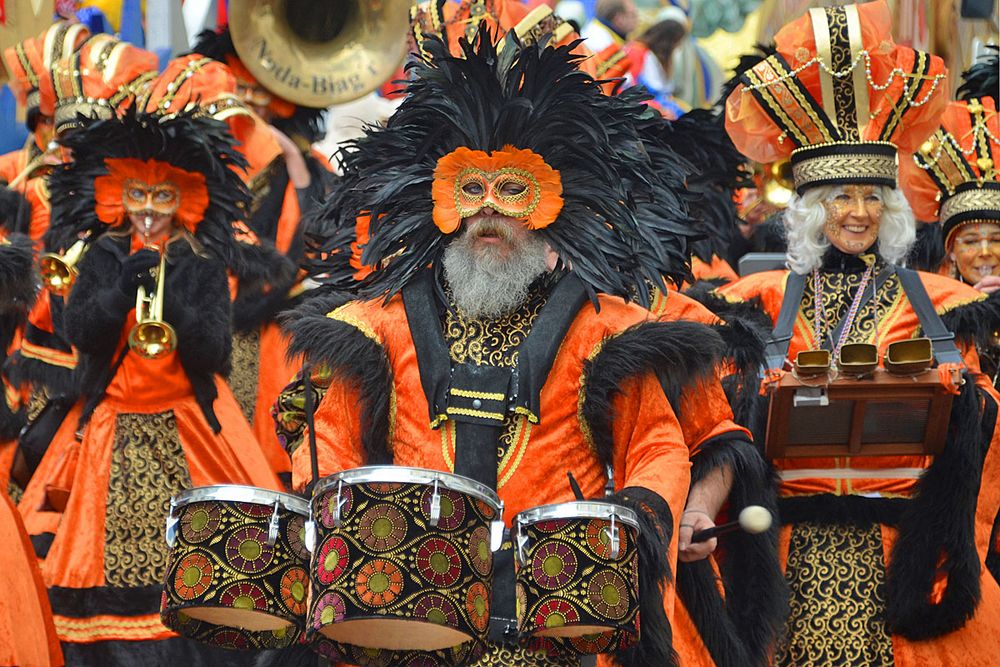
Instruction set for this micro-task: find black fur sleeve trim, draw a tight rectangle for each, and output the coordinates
[581,320,723,472]
[938,291,1000,352]
[711,318,768,435]
[231,242,299,331]
[0,233,37,313]
[283,293,394,465]
[0,185,31,236]
[607,486,679,667]
[683,282,774,332]
[677,436,786,667]
[886,377,989,639]
[64,238,132,357]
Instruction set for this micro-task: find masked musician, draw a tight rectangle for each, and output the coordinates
[706,2,1000,664]
[137,54,301,486]
[275,32,712,666]
[15,107,283,664]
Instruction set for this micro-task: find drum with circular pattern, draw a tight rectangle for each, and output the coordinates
[308,466,503,653]
[159,485,310,649]
[512,501,640,654]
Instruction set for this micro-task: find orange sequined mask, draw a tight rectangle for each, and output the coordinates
[432,146,563,233]
[94,158,209,233]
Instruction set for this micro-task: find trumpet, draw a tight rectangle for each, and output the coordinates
[39,238,88,296]
[127,218,177,359]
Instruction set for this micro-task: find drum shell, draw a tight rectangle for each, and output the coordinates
[160,486,311,650]
[513,503,640,654]
[308,467,501,652]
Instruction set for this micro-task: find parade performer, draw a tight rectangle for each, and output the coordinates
[713,2,1000,664]
[4,33,159,504]
[137,54,300,484]
[16,107,283,664]
[277,32,709,666]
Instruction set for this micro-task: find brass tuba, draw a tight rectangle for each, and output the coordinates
[39,237,88,296]
[128,239,177,360]
[761,158,795,209]
[0,0,56,86]
[227,0,412,107]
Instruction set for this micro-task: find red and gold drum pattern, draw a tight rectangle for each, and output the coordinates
[514,503,641,655]
[160,486,311,650]
[308,467,502,654]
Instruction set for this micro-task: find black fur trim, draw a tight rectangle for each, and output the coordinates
[683,283,774,332]
[0,232,37,313]
[49,584,161,618]
[677,436,786,667]
[885,378,988,639]
[938,291,1000,352]
[232,243,298,332]
[608,486,679,667]
[3,351,76,397]
[282,293,393,465]
[778,494,906,526]
[0,185,31,236]
[581,320,723,472]
[711,318,767,435]
[0,396,25,440]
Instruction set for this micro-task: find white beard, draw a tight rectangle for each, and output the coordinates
[442,218,549,319]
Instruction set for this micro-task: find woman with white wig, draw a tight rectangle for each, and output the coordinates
[706,2,1000,665]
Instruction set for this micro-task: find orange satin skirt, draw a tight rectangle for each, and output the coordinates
[0,490,63,666]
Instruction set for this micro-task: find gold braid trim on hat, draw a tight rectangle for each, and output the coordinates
[791,150,897,190]
[939,188,1000,229]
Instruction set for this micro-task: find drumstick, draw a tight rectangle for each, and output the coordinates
[566,472,585,501]
[690,505,772,543]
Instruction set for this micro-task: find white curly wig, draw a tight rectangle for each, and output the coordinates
[784,184,916,275]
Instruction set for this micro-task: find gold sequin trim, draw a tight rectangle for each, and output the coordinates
[791,152,897,189]
[104,411,192,587]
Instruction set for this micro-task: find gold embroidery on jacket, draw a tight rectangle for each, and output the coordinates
[229,328,261,423]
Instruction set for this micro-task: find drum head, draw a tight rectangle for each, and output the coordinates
[320,618,473,651]
[535,623,614,638]
[181,606,294,632]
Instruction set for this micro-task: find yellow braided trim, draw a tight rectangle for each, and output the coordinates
[326,304,382,345]
[55,614,169,642]
[19,340,77,369]
[936,293,988,315]
[450,388,505,400]
[445,407,505,421]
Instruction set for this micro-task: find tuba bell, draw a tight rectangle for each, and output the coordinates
[128,237,177,360]
[39,237,88,296]
[227,0,412,107]
[761,158,795,209]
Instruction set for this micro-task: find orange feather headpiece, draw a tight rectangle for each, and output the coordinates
[94,158,209,234]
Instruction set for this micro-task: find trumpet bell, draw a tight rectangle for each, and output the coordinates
[39,253,78,296]
[128,321,177,360]
[228,0,412,107]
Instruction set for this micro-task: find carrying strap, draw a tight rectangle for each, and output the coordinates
[895,267,966,366]
[764,272,807,373]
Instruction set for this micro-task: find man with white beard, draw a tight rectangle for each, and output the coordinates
[276,32,719,667]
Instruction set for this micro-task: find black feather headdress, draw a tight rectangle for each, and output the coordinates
[45,107,249,263]
[317,31,697,306]
[957,45,998,102]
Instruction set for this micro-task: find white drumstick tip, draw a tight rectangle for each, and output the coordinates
[738,505,772,534]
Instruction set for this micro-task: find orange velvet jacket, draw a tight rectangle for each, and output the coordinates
[291,292,692,530]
